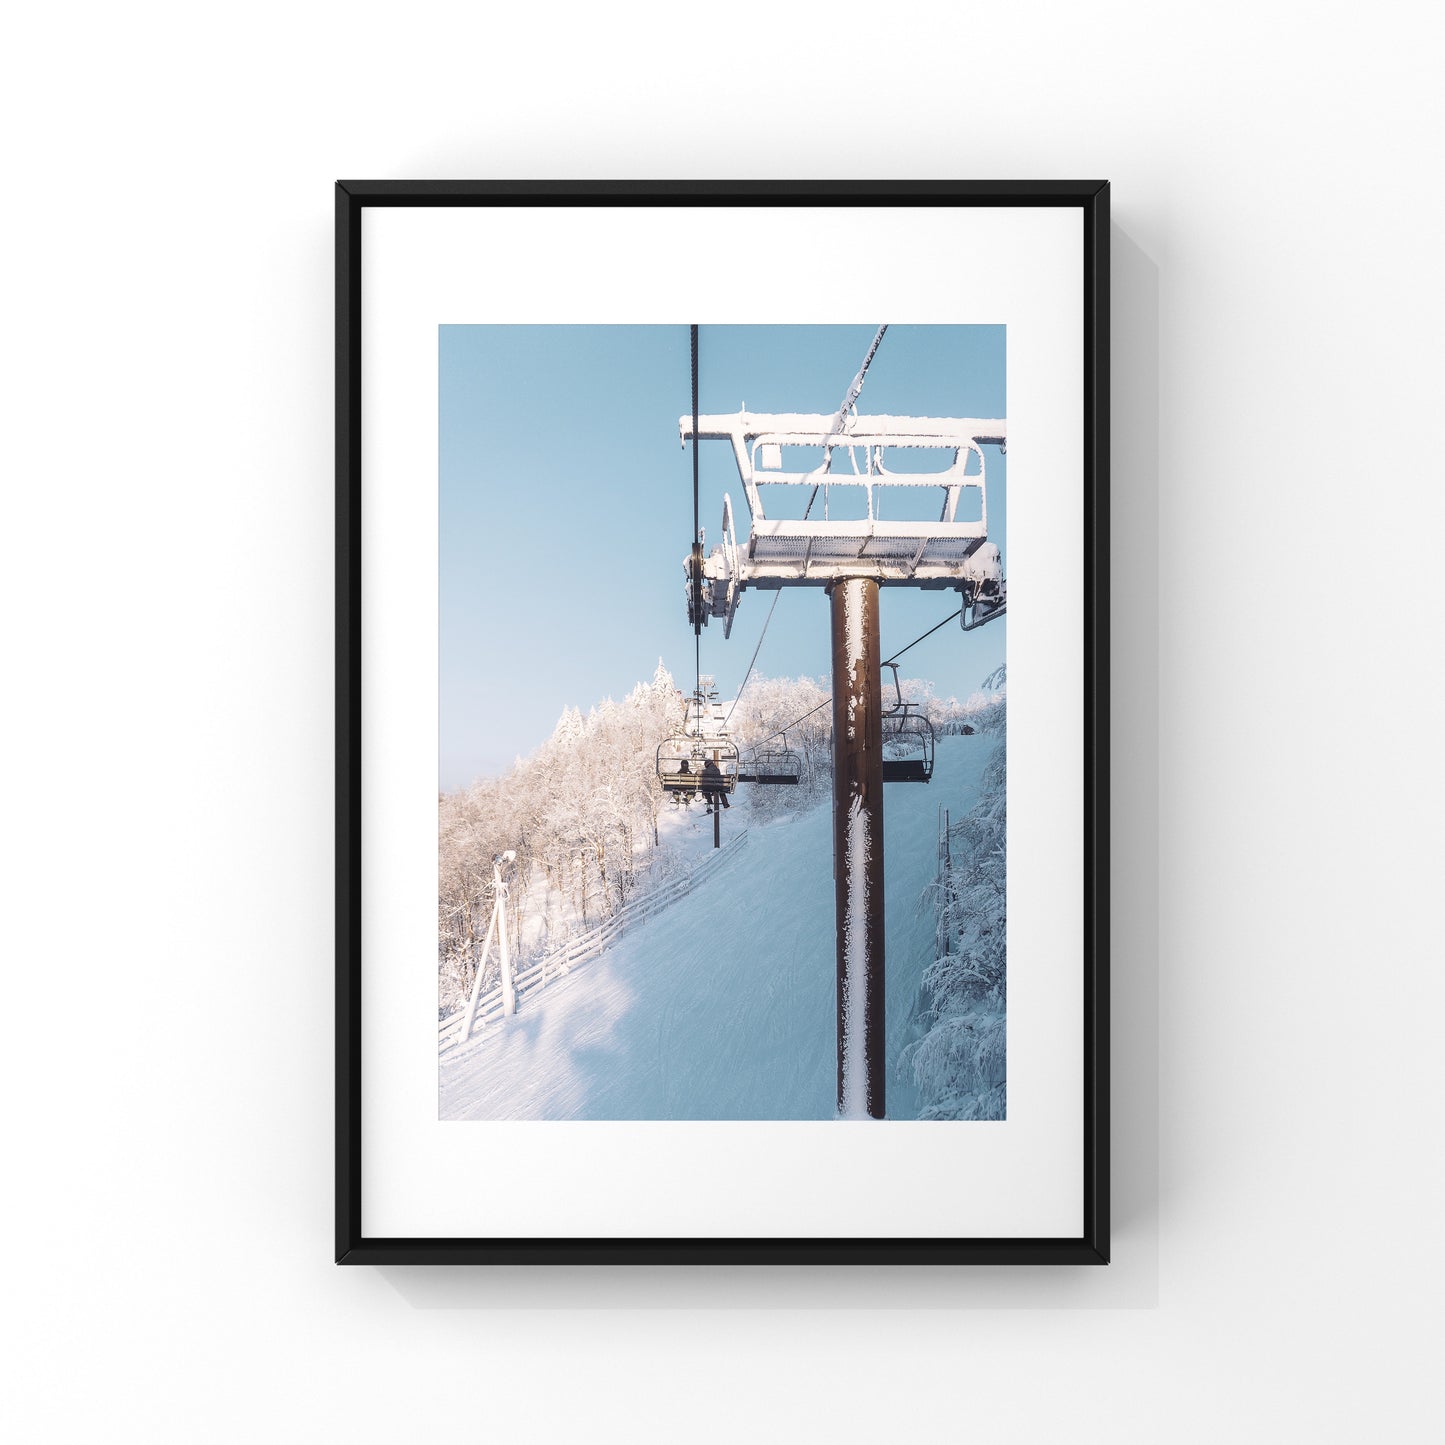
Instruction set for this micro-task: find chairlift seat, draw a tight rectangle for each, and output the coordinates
[656,731,739,795]
[737,745,802,786]
[881,758,930,784]
[880,666,935,784]
[738,769,800,785]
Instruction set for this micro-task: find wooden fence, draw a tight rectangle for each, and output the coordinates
[438,829,749,1057]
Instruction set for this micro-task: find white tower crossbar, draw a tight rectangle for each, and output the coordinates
[680,411,1007,589]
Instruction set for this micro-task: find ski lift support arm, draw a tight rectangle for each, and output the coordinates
[680,411,1007,589]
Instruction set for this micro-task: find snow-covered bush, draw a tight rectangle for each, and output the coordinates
[899,673,1007,1119]
[438,941,481,1019]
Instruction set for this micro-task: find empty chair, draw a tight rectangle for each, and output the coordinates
[880,663,935,784]
[738,734,802,786]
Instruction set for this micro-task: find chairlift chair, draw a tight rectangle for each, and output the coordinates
[656,689,740,799]
[958,541,1007,631]
[656,734,741,796]
[880,662,935,783]
[737,737,802,786]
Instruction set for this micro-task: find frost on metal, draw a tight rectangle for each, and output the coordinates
[842,578,868,742]
[832,575,881,1119]
[680,410,1007,596]
[838,793,872,1120]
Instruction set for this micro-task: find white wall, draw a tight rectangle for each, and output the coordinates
[4,3,1440,1440]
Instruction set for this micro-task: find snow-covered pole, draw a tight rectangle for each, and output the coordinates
[495,855,516,1018]
[830,577,886,1119]
[458,901,500,1043]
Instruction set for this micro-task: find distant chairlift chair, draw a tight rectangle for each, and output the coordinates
[737,738,802,786]
[880,662,935,783]
[656,689,741,801]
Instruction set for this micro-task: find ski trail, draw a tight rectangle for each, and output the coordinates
[439,734,993,1120]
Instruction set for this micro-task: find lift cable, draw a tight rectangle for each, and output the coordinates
[803,322,888,523]
[691,324,700,558]
[741,601,966,751]
[832,323,889,430]
[691,325,703,700]
[883,606,963,666]
[747,696,833,752]
[723,590,781,727]
[725,326,889,728]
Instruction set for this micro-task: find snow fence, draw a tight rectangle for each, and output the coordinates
[439,828,750,1058]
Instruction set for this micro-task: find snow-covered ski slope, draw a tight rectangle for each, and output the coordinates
[439,734,994,1120]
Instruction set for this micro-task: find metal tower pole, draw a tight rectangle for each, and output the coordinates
[830,577,886,1119]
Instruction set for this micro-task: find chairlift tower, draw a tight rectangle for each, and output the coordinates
[682,407,1007,1118]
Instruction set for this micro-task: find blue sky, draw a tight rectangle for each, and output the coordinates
[440,324,1006,790]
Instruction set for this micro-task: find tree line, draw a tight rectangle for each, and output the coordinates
[441,663,830,1016]
[439,660,1005,1019]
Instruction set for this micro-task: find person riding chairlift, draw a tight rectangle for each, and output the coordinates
[700,756,730,813]
[664,756,693,807]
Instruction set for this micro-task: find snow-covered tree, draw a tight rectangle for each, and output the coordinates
[726,671,832,815]
[899,681,1007,1120]
[437,663,684,1016]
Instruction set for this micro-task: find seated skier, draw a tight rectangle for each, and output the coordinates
[700,757,730,813]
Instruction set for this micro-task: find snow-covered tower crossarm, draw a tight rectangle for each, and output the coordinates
[680,411,1007,620]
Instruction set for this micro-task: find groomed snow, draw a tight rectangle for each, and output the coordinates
[439,734,993,1120]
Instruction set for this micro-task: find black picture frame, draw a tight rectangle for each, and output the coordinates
[336,179,1109,1265]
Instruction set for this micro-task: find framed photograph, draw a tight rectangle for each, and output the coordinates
[336,180,1109,1264]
